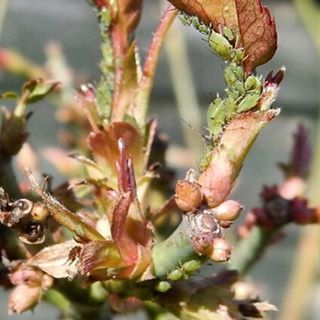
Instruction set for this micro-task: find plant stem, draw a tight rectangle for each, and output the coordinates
[0,155,21,198]
[228,227,277,276]
[152,219,197,278]
[279,1,320,319]
[135,5,177,126]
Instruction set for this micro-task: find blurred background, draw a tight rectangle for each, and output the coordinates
[0,0,319,319]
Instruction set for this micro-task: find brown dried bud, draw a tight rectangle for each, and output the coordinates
[175,180,203,212]
[208,238,232,262]
[8,285,42,315]
[31,202,49,222]
[186,211,223,255]
[212,200,243,222]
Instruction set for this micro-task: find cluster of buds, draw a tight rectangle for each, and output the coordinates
[175,170,242,262]
[6,262,53,314]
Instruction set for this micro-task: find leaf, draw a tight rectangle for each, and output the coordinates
[22,78,59,103]
[28,240,79,278]
[117,41,140,120]
[168,0,277,73]
[88,122,145,177]
[114,0,143,38]
[110,192,138,266]
[0,91,18,100]
[78,240,123,276]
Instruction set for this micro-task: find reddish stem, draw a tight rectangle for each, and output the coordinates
[135,5,177,124]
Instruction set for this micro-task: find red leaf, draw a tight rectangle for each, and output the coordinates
[168,0,277,73]
[88,122,144,175]
[111,192,138,266]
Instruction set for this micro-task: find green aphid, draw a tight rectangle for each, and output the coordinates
[155,281,171,293]
[225,87,240,100]
[199,145,213,171]
[182,260,201,273]
[224,64,237,87]
[233,48,245,63]
[245,75,262,92]
[237,93,260,112]
[209,31,233,61]
[224,96,237,120]
[234,80,245,96]
[235,66,245,81]
[167,269,183,281]
[207,97,226,139]
[223,27,234,41]
[198,22,210,35]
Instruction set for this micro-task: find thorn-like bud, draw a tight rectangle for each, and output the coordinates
[212,200,243,222]
[175,180,203,212]
[208,238,232,262]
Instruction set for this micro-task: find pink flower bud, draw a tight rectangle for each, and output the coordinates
[8,285,42,315]
[212,200,243,222]
[278,176,306,200]
[208,238,232,262]
[9,267,43,287]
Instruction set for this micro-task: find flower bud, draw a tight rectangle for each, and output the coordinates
[175,180,203,212]
[8,285,42,315]
[212,200,242,222]
[9,267,43,287]
[31,201,49,221]
[208,238,232,262]
[278,176,306,200]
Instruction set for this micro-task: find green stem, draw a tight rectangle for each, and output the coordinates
[228,227,277,276]
[152,220,197,278]
[44,289,71,311]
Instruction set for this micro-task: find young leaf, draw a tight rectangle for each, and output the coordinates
[168,0,277,73]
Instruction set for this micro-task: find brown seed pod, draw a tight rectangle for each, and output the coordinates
[186,211,223,255]
[175,180,203,213]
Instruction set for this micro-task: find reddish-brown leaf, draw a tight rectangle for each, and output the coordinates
[111,192,138,266]
[168,0,277,73]
[88,122,144,175]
